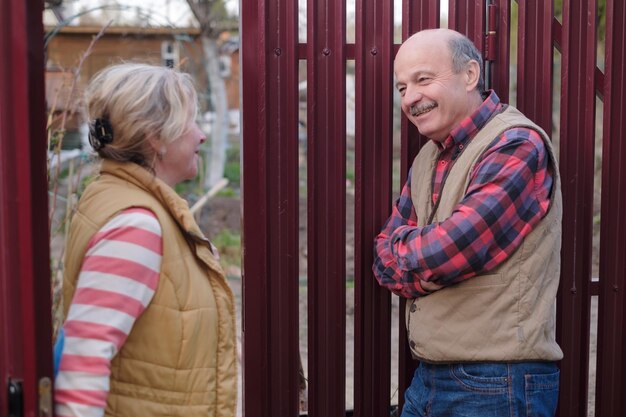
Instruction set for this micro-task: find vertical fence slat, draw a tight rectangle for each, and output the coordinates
[27,0,54,406]
[241,0,300,414]
[516,0,554,135]
[596,1,626,415]
[448,0,487,51]
[0,0,51,414]
[353,0,394,414]
[556,1,597,416]
[306,0,347,414]
[489,0,510,102]
[397,1,440,411]
[399,0,439,176]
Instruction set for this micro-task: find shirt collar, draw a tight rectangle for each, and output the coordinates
[439,90,502,151]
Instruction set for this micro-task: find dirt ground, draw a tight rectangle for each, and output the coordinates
[197,196,242,238]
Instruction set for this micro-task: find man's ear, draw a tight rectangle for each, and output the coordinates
[465,60,480,91]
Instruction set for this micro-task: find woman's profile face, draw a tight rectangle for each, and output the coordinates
[154,119,206,187]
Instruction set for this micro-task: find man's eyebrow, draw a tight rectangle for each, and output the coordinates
[397,69,435,84]
[414,69,435,78]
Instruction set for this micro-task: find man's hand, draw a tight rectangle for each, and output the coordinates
[420,279,444,293]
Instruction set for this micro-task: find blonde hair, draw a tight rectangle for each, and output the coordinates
[85,63,199,169]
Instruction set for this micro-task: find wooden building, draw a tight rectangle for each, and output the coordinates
[44,25,240,112]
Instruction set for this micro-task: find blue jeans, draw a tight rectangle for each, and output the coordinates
[402,361,559,417]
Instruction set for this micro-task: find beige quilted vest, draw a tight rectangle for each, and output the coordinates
[407,106,563,363]
[63,160,237,416]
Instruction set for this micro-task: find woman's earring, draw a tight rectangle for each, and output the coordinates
[157,149,166,161]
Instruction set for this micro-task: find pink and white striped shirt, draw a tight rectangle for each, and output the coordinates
[54,207,163,417]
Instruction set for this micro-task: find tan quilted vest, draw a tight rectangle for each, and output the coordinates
[63,160,237,416]
[407,105,563,363]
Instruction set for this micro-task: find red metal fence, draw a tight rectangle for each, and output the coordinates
[1,0,52,415]
[2,0,625,416]
[241,1,626,417]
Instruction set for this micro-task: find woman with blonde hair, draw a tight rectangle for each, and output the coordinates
[54,63,237,417]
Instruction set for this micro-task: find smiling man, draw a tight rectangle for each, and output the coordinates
[373,29,563,417]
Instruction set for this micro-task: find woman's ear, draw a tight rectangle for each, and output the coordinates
[147,137,164,154]
[147,137,167,164]
[465,60,480,91]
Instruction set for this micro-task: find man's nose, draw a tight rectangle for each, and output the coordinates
[402,86,422,107]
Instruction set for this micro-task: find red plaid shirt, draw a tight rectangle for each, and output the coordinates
[373,91,554,298]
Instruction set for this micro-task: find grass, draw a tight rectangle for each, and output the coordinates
[212,228,242,271]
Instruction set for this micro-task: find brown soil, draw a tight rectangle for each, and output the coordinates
[197,196,242,238]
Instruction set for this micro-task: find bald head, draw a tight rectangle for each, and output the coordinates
[397,29,484,93]
[402,28,461,48]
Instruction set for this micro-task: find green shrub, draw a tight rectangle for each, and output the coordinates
[212,229,241,270]
[223,145,240,186]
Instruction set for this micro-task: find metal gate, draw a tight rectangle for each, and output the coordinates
[1,0,625,416]
[1,0,53,415]
[240,1,626,417]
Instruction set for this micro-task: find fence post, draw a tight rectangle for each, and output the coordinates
[516,0,554,134]
[353,0,394,415]
[448,0,487,51]
[240,0,301,414]
[596,1,626,415]
[0,0,52,414]
[488,0,511,102]
[306,0,347,414]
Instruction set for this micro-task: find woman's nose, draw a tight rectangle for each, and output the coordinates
[196,124,207,144]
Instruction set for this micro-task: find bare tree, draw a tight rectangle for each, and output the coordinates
[186,0,237,189]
